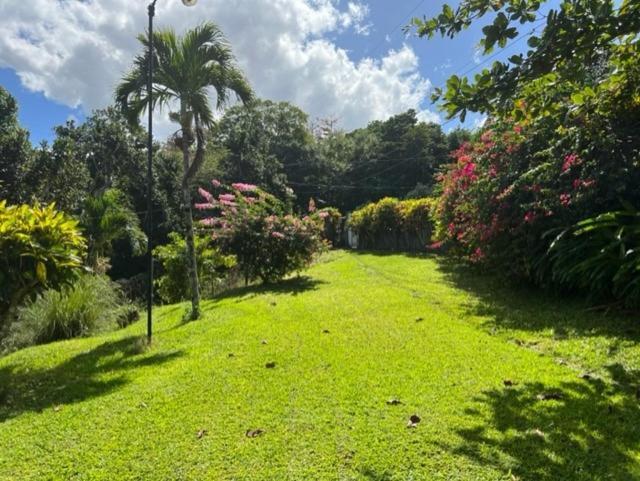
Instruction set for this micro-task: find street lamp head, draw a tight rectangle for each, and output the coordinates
[182,0,197,6]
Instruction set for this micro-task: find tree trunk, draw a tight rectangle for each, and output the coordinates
[180,104,200,320]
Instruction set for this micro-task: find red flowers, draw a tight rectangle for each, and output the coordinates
[562,153,580,172]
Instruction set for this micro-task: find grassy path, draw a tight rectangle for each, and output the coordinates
[1,251,639,480]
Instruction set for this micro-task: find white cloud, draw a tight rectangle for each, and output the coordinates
[0,0,438,138]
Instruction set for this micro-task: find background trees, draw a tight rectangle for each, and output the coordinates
[0,87,31,204]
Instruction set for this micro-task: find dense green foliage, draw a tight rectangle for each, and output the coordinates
[1,252,638,480]
[411,0,640,122]
[2,274,134,353]
[0,86,31,204]
[544,209,640,307]
[0,202,86,327]
[198,182,325,284]
[422,0,640,305]
[349,197,434,251]
[153,232,236,304]
[80,189,146,271]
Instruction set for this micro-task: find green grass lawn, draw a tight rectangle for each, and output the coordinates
[1,251,639,480]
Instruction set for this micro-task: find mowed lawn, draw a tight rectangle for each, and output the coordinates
[1,251,639,481]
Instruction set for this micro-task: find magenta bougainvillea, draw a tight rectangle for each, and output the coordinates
[433,121,604,275]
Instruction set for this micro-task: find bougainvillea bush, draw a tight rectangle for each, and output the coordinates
[434,110,640,300]
[197,182,326,284]
[348,197,434,251]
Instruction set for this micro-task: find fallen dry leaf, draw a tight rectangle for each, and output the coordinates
[322,329,330,334]
[265,361,276,369]
[53,405,62,412]
[138,402,148,409]
[261,339,268,345]
[415,317,424,322]
[536,392,563,401]
[386,398,402,406]
[228,353,235,358]
[407,414,421,428]
[197,429,208,439]
[246,428,264,438]
[503,379,516,387]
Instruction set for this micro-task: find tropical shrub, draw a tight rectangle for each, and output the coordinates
[310,200,343,247]
[541,209,640,307]
[434,109,640,278]
[153,232,236,304]
[2,274,134,353]
[197,181,325,284]
[80,188,146,271]
[0,201,86,327]
[348,197,434,251]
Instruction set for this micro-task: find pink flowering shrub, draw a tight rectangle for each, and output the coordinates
[197,181,325,284]
[434,117,639,279]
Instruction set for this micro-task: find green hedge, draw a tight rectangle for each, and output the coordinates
[348,197,434,251]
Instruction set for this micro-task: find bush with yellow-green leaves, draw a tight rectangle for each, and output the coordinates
[0,201,86,326]
[348,197,434,251]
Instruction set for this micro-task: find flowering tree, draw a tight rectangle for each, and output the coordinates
[197,181,325,284]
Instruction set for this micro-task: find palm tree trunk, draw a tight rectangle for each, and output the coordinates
[180,105,201,320]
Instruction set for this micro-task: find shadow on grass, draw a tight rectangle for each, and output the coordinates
[438,377,640,480]
[201,275,327,309]
[0,335,183,423]
[435,258,640,340]
[422,258,640,479]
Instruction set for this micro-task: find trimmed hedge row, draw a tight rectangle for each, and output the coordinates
[348,197,434,251]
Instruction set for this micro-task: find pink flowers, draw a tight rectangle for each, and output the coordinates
[271,231,285,239]
[470,247,485,262]
[427,240,443,250]
[198,187,213,203]
[232,182,257,192]
[562,153,580,172]
[219,193,235,202]
[318,211,329,219]
[560,193,571,206]
[573,178,596,190]
[195,202,215,210]
[524,211,536,223]
[212,179,222,188]
[218,193,237,206]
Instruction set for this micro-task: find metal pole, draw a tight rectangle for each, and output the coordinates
[146,0,157,344]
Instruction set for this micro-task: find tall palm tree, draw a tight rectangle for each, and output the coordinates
[116,22,253,319]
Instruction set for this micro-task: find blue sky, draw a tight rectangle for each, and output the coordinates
[0,0,558,144]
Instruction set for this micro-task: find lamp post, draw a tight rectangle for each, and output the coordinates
[146,0,197,343]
